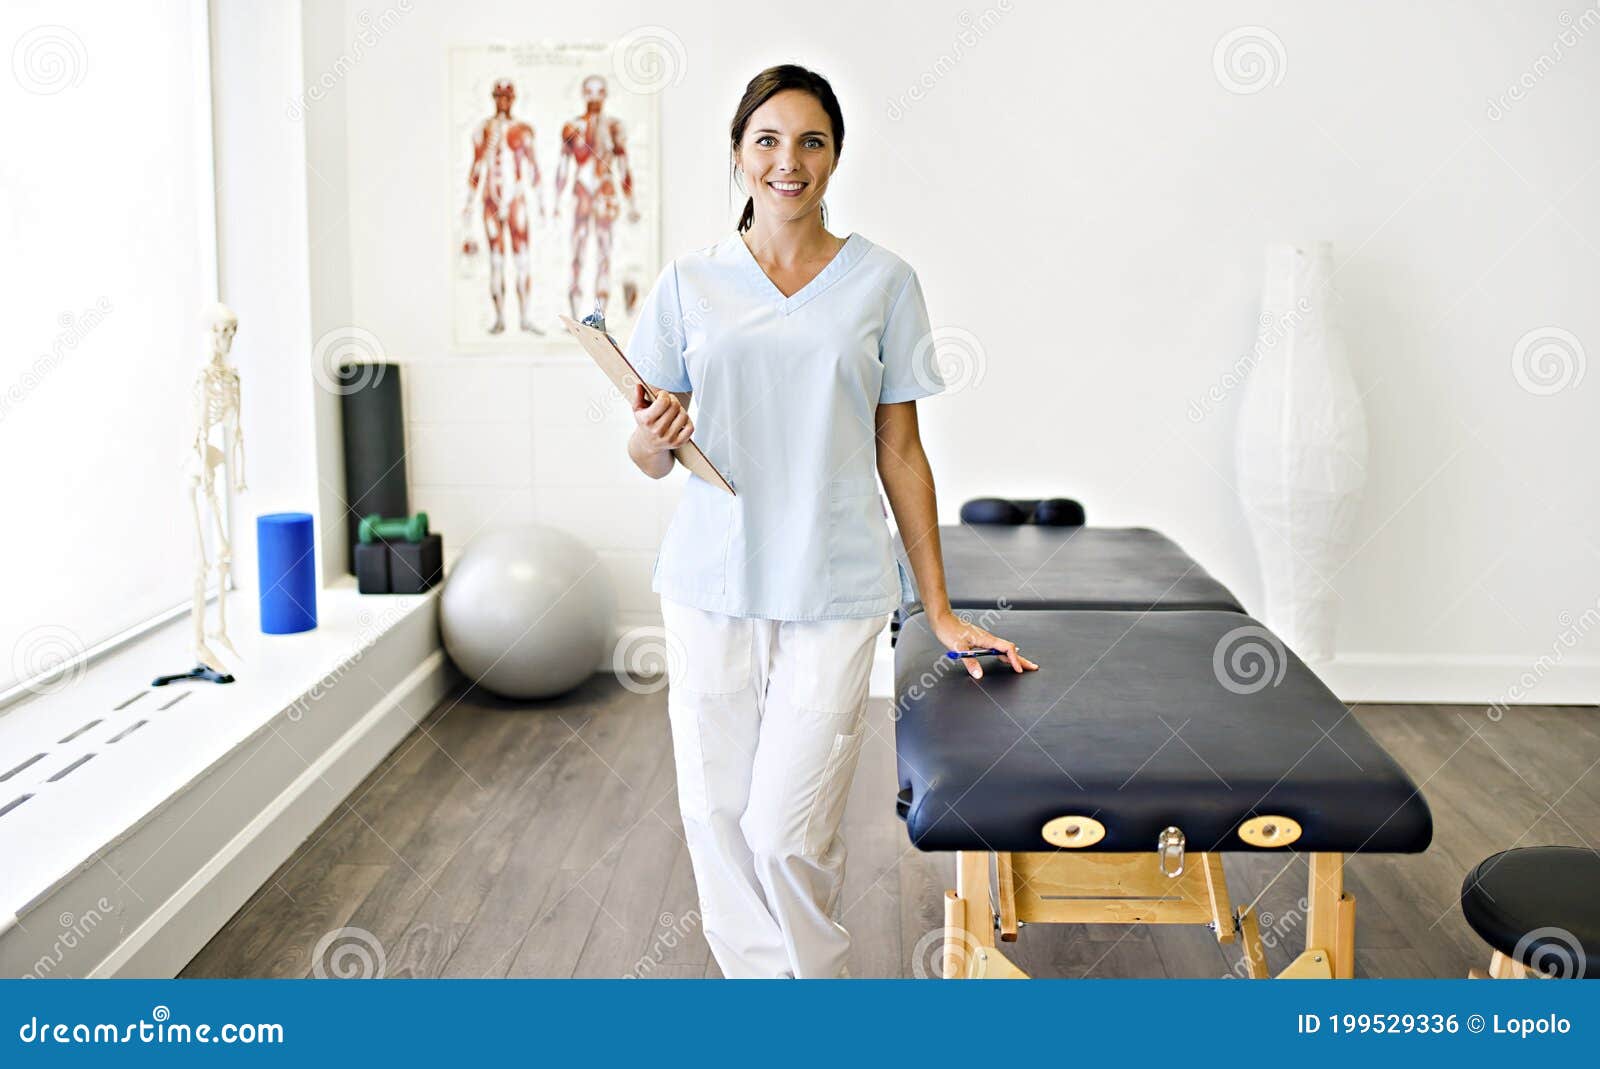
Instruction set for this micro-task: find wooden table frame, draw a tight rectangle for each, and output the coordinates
[1468,950,1548,980]
[942,850,1356,980]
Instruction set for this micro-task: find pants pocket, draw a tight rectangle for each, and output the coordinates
[662,598,753,696]
[782,611,886,713]
[666,701,709,818]
[802,728,867,857]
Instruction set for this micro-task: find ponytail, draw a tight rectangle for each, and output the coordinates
[736,196,827,234]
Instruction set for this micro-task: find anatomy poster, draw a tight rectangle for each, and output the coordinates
[449,42,660,352]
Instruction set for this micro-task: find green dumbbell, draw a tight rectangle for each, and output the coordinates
[359,512,429,544]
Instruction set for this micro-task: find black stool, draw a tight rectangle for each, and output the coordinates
[1460,846,1599,979]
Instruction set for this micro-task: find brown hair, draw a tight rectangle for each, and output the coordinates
[729,65,845,234]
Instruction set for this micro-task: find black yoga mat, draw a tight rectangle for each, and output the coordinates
[339,363,409,574]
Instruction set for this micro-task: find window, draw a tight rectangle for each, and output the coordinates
[1,0,217,700]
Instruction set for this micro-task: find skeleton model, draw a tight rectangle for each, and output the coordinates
[154,303,246,687]
[555,74,640,319]
[461,78,546,334]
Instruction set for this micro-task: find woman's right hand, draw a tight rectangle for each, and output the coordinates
[632,382,693,454]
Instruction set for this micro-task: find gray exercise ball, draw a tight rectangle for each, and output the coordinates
[440,524,615,700]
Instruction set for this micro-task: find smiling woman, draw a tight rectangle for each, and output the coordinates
[620,63,1038,981]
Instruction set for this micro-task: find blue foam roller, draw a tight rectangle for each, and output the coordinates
[257,512,318,634]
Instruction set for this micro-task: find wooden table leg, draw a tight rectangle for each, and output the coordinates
[996,852,1019,942]
[1203,854,1236,945]
[957,851,995,948]
[1307,852,1355,979]
[942,851,996,979]
[942,889,965,979]
[1489,950,1533,979]
[1336,886,1356,979]
[1236,905,1271,979]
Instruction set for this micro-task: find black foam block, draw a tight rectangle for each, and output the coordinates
[354,541,391,594]
[340,364,409,574]
[388,533,442,594]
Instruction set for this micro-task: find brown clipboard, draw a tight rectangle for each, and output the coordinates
[557,314,736,496]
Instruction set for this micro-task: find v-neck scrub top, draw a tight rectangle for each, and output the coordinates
[628,232,947,621]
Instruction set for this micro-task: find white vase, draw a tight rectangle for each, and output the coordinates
[1235,242,1368,662]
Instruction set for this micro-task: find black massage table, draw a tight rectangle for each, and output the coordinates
[891,530,1433,980]
[893,526,1244,634]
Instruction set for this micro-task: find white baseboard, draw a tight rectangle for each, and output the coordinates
[1315,654,1600,707]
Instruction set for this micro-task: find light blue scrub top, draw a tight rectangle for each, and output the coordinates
[628,231,946,621]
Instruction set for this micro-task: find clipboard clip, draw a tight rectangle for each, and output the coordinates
[580,302,608,335]
[582,301,658,405]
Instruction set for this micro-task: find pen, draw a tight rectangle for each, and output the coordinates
[944,647,1013,660]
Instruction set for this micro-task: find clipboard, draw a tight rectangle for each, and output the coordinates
[557,314,736,496]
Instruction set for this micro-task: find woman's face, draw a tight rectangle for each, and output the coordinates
[737,89,837,226]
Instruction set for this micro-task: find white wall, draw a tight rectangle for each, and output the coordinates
[301,0,360,580]
[301,0,1600,704]
[211,0,324,600]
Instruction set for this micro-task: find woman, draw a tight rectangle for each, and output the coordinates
[624,64,1039,979]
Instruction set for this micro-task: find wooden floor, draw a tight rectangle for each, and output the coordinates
[183,673,1599,979]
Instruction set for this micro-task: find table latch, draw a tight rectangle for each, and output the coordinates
[1157,826,1186,878]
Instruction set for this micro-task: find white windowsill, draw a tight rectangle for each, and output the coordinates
[0,574,437,924]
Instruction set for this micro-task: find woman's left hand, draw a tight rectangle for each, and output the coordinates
[929,611,1040,680]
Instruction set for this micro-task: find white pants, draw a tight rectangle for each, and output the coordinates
[660,597,889,979]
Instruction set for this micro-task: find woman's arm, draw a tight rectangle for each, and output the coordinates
[875,400,948,613]
[629,383,693,479]
[876,400,1039,678]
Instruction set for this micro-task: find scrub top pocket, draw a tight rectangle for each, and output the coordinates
[656,472,736,595]
[824,476,896,606]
